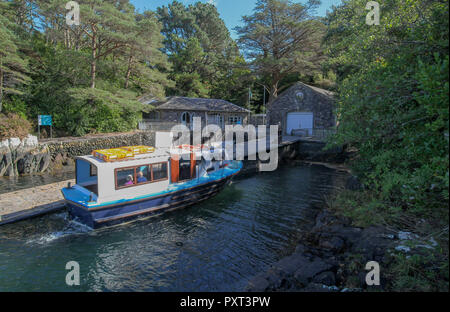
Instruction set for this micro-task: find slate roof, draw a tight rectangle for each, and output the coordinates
[138,96,250,113]
[301,83,335,97]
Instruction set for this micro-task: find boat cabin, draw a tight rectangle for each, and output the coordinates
[73,145,230,205]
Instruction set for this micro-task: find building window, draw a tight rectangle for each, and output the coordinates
[228,116,242,125]
[181,112,191,125]
[215,114,224,126]
[115,162,168,190]
[150,111,160,120]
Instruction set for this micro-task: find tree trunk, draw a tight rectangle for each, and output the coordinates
[269,80,279,103]
[124,54,133,89]
[90,32,97,89]
[0,59,3,113]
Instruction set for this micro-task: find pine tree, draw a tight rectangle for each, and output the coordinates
[77,0,136,88]
[157,1,245,101]
[122,10,172,97]
[0,2,29,112]
[236,0,325,101]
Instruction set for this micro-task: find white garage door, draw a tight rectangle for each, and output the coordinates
[286,112,313,135]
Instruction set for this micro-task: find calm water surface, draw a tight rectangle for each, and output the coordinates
[0,164,348,291]
[0,171,74,195]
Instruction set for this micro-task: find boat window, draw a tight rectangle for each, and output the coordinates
[116,168,136,188]
[153,163,168,181]
[90,164,97,177]
[115,162,169,189]
[136,165,151,184]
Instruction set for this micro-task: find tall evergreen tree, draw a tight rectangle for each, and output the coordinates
[122,10,172,97]
[0,1,29,112]
[157,1,247,103]
[236,0,325,101]
[78,0,136,89]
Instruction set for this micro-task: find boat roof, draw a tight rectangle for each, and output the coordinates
[77,143,231,168]
[76,148,171,168]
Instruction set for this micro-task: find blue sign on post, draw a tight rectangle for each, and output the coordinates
[38,115,52,126]
[38,115,53,139]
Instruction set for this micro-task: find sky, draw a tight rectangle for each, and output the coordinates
[130,0,343,38]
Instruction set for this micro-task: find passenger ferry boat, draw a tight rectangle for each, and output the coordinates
[61,145,242,228]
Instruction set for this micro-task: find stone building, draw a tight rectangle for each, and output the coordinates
[138,96,250,130]
[267,82,335,136]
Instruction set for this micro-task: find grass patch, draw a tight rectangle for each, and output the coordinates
[386,252,449,292]
[325,190,396,228]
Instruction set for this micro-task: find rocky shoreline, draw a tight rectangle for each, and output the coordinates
[245,203,443,292]
[245,208,395,292]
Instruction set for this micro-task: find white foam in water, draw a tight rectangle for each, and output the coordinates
[25,218,92,245]
[27,231,65,244]
[69,218,93,233]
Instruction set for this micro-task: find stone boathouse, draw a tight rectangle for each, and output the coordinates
[267,82,335,136]
[138,96,250,130]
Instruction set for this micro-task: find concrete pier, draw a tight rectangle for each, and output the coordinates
[0,179,73,225]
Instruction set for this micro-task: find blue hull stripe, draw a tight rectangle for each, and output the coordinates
[66,176,232,228]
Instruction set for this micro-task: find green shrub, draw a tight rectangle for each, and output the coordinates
[1,96,29,119]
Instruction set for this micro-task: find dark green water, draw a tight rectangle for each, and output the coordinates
[0,171,74,195]
[0,163,348,291]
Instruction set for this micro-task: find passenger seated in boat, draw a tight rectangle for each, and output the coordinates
[137,171,147,183]
[125,175,134,186]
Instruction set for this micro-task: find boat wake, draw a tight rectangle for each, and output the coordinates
[25,215,93,245]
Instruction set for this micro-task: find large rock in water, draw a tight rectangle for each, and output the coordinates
[246,251,337,291]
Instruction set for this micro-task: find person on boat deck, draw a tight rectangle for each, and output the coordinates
[137,171,147,183]
[125,175,134,186]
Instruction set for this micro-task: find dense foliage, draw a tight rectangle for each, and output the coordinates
[0,0,266,136]
[157,1,251,104]
[324,0,449,221]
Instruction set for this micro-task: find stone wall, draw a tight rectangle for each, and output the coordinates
[45,131,155,173]
[0,131,155,176]
[267,82,335,134]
